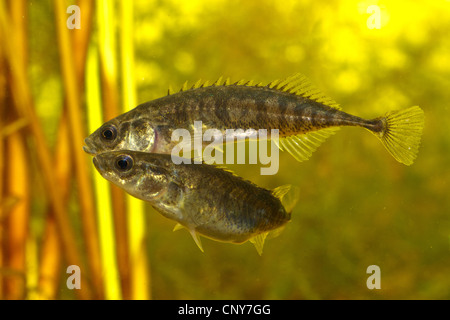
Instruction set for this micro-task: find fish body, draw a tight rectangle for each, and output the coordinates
[93,151,299,254]
[84,74,425,165]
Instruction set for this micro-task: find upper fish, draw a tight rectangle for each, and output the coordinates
[83,73,425,165]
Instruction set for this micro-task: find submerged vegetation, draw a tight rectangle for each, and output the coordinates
[0,0,449,299]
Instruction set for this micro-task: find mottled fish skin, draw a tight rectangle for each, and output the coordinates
[148,85,376,135]
[84,74,424,165]
[84,83,378,154]
[93,151,292,244]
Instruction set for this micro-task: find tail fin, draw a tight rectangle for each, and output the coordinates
[373,106,424,166]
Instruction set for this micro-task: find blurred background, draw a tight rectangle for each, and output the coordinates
[0,0,449,299]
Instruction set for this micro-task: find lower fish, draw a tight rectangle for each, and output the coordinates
[93,151,299,255]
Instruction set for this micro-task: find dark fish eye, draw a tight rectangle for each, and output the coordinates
[101,125,117,141]
[115,155,133,172]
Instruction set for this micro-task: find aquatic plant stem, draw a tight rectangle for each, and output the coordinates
[86,44,122,300]
[54,0,104,298]
[37,110,71,299]
[0,0,91,299]
[4,131,29,299]
[120,0,151,300]
[97,0,130,299]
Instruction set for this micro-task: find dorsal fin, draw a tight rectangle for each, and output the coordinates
[272,73,341,109]
[271,184,291,200]
[180,81,188,92]
[172,73,340,109]
[234,79,247,86]
[192,79,203,89]
[267,79,280,88]
[211,76,222,86]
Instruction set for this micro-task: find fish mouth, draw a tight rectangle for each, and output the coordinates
[83,138,97,155]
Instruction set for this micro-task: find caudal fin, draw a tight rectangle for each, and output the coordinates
[374,106,424,165]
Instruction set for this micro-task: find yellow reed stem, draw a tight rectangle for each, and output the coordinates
[37,215,61,299]
[97,0,130,299]
[37,110,72,299]
[0,141,2,300]
[53,0,103,299]
[25,233,38,299]
[73,0,93,87]
[97,0,117,92]
[0,7,4,300]
[97,0,121,122]
[36,0,92,300]
[86,44,122,300]
[0,0,91,299]
[9,0,37,301]
[120,1,151,300]
[4,132,29,299]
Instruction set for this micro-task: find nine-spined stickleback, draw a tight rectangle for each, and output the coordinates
[84,73,424,165]
[92,151,299,254]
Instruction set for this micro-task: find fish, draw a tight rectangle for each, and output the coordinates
[83,73,425,165]
[92,151,299,255]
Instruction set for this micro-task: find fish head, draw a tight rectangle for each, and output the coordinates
[93,151,171,201]
[83,115,157,156]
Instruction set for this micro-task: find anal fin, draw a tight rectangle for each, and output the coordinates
[249,232,268,256]
[278,127,339,162]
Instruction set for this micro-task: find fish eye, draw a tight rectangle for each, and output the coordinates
[101,125,117,141]
[115,155,133,172]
